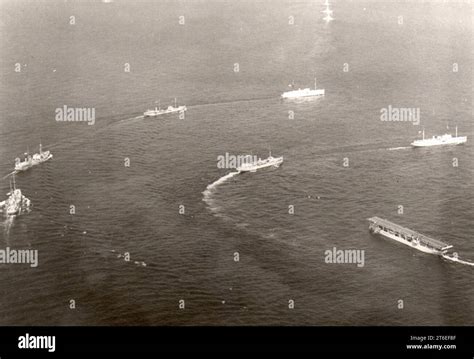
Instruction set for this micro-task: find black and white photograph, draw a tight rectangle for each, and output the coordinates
[0,0,472,354]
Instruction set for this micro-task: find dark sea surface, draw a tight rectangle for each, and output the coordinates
[0,0,472,325]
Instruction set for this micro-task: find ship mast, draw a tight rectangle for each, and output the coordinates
[315,77,317,90]
[455,126,458,137]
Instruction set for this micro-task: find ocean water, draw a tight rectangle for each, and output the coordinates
[0,0,472,325]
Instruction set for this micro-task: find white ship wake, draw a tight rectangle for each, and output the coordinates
[387,146,410,151]
[202,171,240,212]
